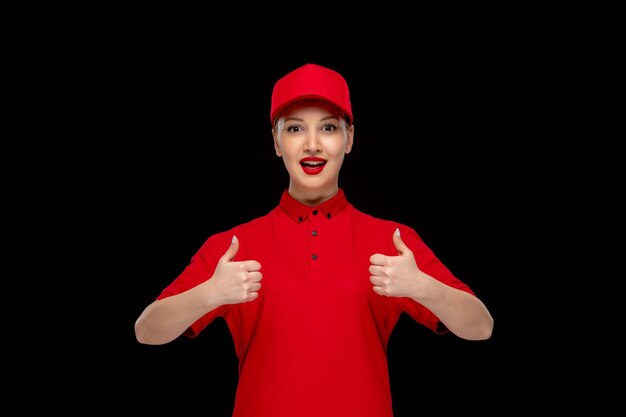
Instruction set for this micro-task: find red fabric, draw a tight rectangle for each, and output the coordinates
[158,188,473,417]
[270,63,353,125]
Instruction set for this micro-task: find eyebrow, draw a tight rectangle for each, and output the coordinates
[284,115,341,123]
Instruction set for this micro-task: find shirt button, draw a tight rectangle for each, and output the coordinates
[312,210,318,216]
[311,254,318,260]
[312,230,318,236]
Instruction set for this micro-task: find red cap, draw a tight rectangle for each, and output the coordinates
[270,63,353,126]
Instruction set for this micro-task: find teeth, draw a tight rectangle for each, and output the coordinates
[302,161,323,166]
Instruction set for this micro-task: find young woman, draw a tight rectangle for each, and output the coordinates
[134,63,494,417]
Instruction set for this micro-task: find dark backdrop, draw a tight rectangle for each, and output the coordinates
[59,39,555,415]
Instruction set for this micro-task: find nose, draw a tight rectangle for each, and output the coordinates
[304,132,321,153]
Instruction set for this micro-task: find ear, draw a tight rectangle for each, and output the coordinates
[272,128,282,157]
[344,124,354,154]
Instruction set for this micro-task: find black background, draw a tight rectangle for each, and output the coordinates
[30,23,578,415]
[110,52,530,414]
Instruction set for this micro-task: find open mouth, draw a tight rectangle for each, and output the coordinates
[300,158,327,175]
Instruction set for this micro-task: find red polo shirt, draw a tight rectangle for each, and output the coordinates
[158,188,474,417]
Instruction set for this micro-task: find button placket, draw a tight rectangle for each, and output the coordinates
[309,208,321,271]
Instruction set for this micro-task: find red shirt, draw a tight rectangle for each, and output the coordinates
[158,188,474,417]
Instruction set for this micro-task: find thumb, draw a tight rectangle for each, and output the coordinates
[393,228,407,255]
[220,235,239,263]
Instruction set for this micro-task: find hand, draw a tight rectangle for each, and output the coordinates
[369,228,422,298]
[210,235,262,305]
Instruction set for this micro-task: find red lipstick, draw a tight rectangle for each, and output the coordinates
[300,157,326,175]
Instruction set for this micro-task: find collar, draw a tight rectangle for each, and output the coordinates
[279,188,348,223]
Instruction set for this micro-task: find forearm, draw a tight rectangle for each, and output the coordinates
[412,276,494,341]
[134,283,222,345]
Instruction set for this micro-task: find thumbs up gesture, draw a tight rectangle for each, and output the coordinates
[210,235,263,305]
[369,228,423,298]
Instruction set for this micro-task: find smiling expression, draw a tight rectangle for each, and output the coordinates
[272,99,354,205]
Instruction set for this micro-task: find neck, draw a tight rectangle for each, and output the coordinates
[288,185,339,207]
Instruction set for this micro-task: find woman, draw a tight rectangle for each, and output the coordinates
[134,63,494,417]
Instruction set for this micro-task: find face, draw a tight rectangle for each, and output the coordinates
[272,99,354,204]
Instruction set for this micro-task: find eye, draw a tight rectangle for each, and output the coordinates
[286,125,303,133]
[321,123,338,132]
